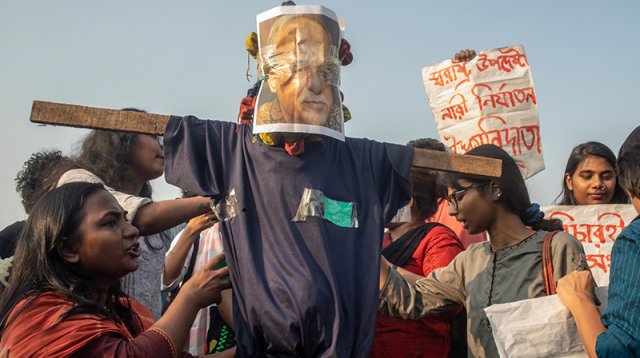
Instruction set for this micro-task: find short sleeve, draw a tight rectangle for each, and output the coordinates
[419,226,463,277]
[57,169,152,223]
[163,116,238,200]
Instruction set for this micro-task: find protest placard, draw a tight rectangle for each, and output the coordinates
[541,204,637,286]
[422,44,542,178]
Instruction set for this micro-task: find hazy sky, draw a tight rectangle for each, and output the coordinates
[1,0,639,229]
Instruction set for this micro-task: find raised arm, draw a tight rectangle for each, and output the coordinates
[163,213,216,287]
[133,196,212,236]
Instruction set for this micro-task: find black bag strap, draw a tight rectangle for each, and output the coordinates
[182,235,201,284]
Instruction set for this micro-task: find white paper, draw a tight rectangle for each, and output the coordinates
[422,45,543,178]
[485,287,609,358]
[542,204,636,286]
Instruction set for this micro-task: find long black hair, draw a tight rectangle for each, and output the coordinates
[0,182,142,336]
[556,141,628,205]
[407,138,447,219]
[442,145,563,232]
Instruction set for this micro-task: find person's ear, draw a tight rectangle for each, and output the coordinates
[57,240,80,264]
[489,181,502,201]
[565,173,574,191]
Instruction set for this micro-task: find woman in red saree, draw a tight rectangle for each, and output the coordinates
[0,182,233,357]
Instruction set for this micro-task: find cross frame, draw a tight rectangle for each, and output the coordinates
[30,100,502,177]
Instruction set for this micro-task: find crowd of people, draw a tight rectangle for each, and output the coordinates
[0,5,639,357]
[0,122,638,357]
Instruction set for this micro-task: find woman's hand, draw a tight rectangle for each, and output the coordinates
[179,253,232,308]
[557,270,597,310]
[184,212,216,237]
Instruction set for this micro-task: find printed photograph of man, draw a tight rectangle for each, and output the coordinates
[255,7,344,139]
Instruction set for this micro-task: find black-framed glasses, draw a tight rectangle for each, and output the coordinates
[446,182,490,210]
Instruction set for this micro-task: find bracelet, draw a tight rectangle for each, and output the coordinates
[148,327,177,358]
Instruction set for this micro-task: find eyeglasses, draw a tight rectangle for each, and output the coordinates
[446,182,490,210]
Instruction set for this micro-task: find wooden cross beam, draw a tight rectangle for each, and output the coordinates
[30,100,502,177]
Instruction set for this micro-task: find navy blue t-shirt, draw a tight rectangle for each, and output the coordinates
[164,116,412,357]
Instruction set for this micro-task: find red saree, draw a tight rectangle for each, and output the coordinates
[0,292,163,357]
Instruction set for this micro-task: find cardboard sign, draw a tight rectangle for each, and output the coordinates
[422,45,542,178]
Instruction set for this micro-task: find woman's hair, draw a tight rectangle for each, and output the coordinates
[0,182,141,336]
[71,108,153,199]
[407,138,447,219]
[442,144,563,232]
[556,141,629,205]
[408,138,448,198]
[408,167,439,220]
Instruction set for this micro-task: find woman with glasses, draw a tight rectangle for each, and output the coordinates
[378,144,588,358]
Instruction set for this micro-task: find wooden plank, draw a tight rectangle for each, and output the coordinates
[29,100,502,177]
[412,148,502,177]
[30,100,170,136]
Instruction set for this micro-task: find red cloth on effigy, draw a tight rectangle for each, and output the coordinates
[371,225,463,358]
[0,292,189,358]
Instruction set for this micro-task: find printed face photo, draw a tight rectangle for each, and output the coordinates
[254,7,344,140]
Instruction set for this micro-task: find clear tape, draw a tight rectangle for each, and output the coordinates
[388,204,412,224]
[261,50,341,88]
[211,189,240,222]
[293,188,358,228]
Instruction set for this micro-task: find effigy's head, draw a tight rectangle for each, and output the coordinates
[254,5,344,141]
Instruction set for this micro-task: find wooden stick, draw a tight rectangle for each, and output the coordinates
[30,100,170,136]
[413,148,501,177]
[29,100,501,177]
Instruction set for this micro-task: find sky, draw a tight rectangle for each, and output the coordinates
[1,0,639,229]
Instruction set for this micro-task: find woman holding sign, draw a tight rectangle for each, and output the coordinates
[378,144,587,358]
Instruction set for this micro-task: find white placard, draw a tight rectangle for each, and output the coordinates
[422,45,542,178]
[541,204,636,286]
